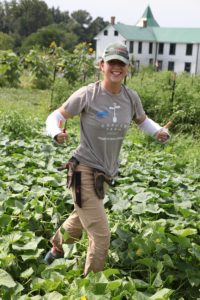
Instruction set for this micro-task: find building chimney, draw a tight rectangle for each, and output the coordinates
[143,19,147,27]
[111,16,115,25]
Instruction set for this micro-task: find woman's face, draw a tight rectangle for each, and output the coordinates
[100,59,129,84]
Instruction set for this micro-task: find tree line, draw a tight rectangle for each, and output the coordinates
[0,0,108,52]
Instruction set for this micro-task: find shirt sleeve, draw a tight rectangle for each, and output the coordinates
[127,89,145,119]
[62,86,88,116]
[133,91,146,119]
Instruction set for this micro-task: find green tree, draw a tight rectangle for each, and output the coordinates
[87,17,109,48]
[0,0,52,36]
[49,6,70,24]
[71,9,92,26]
[0,2,5,31]
[0,0,19,34]
[71,10,92,42]
[0,1,108,53]
[21,23,78,52]
[17,0,52,36]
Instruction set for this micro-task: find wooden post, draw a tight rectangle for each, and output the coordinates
[171,72,176,112]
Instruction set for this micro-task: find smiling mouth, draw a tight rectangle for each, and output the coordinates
[112,71,121,76]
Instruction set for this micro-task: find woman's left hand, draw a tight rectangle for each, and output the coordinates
[155,128,170,143]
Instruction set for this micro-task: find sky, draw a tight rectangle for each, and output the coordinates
[44,0,200,28]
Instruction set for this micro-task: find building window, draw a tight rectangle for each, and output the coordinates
[186,44,193,55]
[129,41,134,53]
[169,43,176,55]
[168,61,175,71]
[114,30,118,36]
[185,62,191,73]
[149,42,153,54]
[149,58,153,65]
[104,30,108,36]
[138,42,142,54]
[158,43,164,54]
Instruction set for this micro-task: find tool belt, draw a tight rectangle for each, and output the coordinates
[58,157,112,207]
[57,157,81,207]
[93,169,112,199]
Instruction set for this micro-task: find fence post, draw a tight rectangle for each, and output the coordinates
[171,72,176,112]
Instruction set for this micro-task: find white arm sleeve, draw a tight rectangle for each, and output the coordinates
[138,118,162,136]
[46,109,66,139]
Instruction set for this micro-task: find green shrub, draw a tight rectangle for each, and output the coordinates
[0,50,22,87]
[0,32,15,51]
[0,111,41,140]
[24,48,52,89]
[127,71,200,136]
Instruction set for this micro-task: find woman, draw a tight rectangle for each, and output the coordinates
[45,42,169,276]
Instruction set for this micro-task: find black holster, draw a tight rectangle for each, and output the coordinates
[93,169,112,199]
[57,157,82,207]
[73,171,81,208]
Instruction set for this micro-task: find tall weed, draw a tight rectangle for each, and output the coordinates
[0,111,41,139]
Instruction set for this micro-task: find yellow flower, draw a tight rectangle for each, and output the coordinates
[136,248,142,256]
[155,238,161,244]
[80,296,87,300]
[49,41,57,49]
[88,47,93,54]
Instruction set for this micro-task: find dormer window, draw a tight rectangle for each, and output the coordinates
[114,30,118,36]
[104,30,108,36]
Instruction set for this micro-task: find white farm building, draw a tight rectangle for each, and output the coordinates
[94,6,200,74]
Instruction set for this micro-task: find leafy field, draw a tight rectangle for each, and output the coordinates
[0,86,200,300]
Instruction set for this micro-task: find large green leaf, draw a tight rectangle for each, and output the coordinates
[150,288,173,299]
[171,228,197,237]
[44,291,63,300]
[12,236,43,251]
[0,214,11,226]
[20,267,34,279]
[0,269,16,288]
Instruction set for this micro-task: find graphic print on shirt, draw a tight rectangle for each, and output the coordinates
[96,111,109,118]
[95,102,129,142]
[109,102,120,123]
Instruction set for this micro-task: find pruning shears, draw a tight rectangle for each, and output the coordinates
[58,119,68,143]
[163,121,172,129]
[63,120,67,133]
[58,119,67,133]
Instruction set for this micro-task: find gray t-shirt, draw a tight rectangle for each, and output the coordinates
[63,81,145,177]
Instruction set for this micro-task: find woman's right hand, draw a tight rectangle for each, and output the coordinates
[55,132,68,144]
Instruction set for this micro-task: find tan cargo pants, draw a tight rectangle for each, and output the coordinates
[51,164,111,276]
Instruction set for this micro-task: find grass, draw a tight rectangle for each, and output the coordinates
[0,87,51,120]
[126,124,200,176]
[169,133,200,175]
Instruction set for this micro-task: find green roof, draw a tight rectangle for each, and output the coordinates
[140,5,159,27]
[95,6,200,44]
[153,27,200,43]
[114,23,156,41]
[114,23,200,43]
